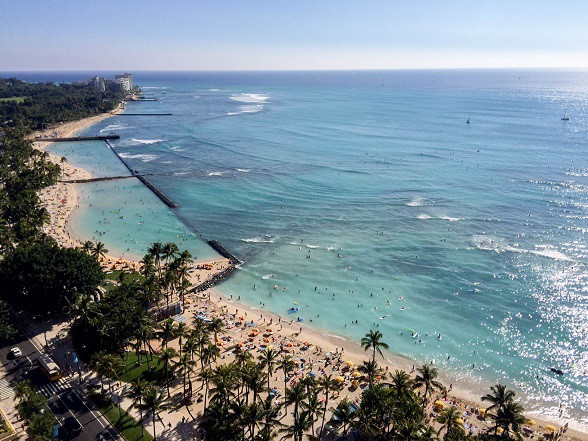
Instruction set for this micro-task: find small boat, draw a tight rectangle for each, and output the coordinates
[562,110,569,121]
[466,111,471,124]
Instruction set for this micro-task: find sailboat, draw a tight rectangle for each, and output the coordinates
[561,110,569,121]
[466,111,471,124]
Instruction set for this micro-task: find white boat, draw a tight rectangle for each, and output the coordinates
[562,110,569,121]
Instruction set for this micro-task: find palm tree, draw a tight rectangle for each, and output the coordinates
[208,317,224,343]
[201,343,220,368]
[241,402,266,439]
[162,242,179,265]
[177,352,196,400]
[159,318,176,350]
[359,359,383,388]
[259,348,279,392]
[329,398,354,438]
[361,329,390,362]
[159,347,178,397]
[284,381,307,428]
[175,321,188,358]
[491,401,527,440]
[138,385,167,440]
[13,380,32,401]
[278,355,296,398]
[303,388,323,437]
[81,240,94,255]
[413,364,444,406]
[390,369,413,399]
[437,406,464,436]
[317,373,337,440]
[279,409,313,441]
[128,379,149,436]
[92,241,108,260]
[197,367,213,410]
[482,384,516,413]
[101,354,123,401]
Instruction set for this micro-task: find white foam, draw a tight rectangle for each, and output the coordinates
[227,104,264,116]
[132,139,165,145]
[100,123,130,133]
[173,171,189,176]
[207,171,228,176]
[417,214,433,220]
[472,235,571,261]
[241,236,276,243]
[169,146,185,152]
[209,88,221,92]
[417,214,461,221]
[407,196,428,207]
[229,93,269,103]
[236,168,250,173]
[119,153,158,162]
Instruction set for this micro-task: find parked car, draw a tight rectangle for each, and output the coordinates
[10,347,22,358]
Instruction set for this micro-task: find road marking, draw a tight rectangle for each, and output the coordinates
[27,337,42,353]
[70,388,120,440]
[0,379,14,400]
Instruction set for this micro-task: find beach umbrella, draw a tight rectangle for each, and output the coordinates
[526,419,536,426]
[435,400,445,410]
[335,376,345,383]
[496,427,504,435]
[309,372,317,378]
[352,371,361,378]
[455,418,464,426]
[345,361,354,367]
[545,425,557,432]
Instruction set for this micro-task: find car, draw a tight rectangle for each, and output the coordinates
[62,416,83,435]
[10,347,22,358]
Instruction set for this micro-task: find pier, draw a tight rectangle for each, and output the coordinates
[194,264,237,293]
[104,140,178,208]
[59,175,144,183]
[36,134,120,142]
[119,113,173,116]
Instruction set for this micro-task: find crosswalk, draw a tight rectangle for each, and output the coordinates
[0,379,14,400]
[37,378,71,397]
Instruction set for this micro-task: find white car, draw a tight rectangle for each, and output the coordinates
[10,347,22,358]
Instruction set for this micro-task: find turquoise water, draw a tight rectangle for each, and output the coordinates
[36,70,588,427]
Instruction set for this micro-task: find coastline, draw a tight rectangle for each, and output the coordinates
[33,111,588,440]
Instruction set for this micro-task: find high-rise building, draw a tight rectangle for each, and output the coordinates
[88,76,105,92]
[115,73,133,92]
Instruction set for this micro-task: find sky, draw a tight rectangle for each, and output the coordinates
[2,0,588,71]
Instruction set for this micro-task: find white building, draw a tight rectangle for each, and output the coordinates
[115,73,133,92]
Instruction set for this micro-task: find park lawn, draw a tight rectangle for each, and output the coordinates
[0,96,27,103]
[89,392,153,441]
[118,352,164,384]
[104,270,146,284]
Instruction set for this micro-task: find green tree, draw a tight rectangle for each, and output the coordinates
[413,364,444,406]
[361,329,390,362]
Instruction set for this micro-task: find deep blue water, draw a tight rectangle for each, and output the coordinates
[8,70,588,427]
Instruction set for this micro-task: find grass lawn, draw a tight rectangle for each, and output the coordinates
[118,352,165,384]
[104,270,145,284]
[0,96,27,103]
[89,392,153,441]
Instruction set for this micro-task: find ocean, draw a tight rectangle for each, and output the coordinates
[13,70,588,428]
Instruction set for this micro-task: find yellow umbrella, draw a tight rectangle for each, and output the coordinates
[434,400,445,410]
[335,376,345,383]
[545,425,557,432]
[455,418,464,426]
[478,408,486,417]
[526,419,536,426]
[496,427,504,435]
[345,361,354,367]
[352,371,362,378]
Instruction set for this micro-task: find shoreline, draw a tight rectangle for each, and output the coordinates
[33,111,588,439]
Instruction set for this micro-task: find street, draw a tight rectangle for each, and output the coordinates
[0,333,119,440]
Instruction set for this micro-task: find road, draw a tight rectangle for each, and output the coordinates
[0,334,119,440]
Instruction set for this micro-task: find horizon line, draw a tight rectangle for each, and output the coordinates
[2,66,588,74]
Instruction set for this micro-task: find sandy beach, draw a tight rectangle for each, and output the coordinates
[33,111,588,441]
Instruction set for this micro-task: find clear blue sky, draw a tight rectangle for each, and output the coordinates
[2,0,588,71]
